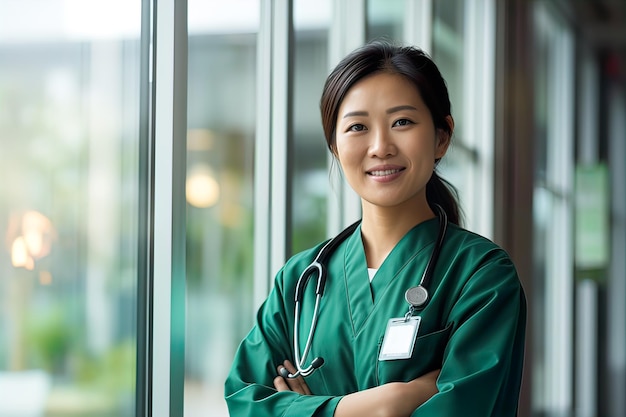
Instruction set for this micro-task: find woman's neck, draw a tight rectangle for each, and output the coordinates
[359,203,435,269]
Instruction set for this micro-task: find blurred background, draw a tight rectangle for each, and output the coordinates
[0,0,624,416]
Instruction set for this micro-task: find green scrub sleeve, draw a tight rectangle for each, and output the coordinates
[414,253,527,417]
[224,267,342,417]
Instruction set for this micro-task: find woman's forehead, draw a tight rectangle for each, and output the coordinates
[338,72,426,114]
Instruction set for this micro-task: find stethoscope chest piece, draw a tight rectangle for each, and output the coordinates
[405,285,429,308]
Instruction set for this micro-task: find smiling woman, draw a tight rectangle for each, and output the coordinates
[225,40,526,417]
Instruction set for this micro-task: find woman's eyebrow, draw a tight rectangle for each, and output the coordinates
[342,110,368,118]
[386,105,418,114]
[342,105,418,118]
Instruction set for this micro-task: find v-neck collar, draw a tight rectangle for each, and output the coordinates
[342,218,440,335]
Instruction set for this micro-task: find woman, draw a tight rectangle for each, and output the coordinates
[225,40,526,417]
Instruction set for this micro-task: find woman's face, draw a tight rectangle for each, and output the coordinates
[334,72,450,212]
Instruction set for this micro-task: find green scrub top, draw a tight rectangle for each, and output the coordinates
[225,218,526,416]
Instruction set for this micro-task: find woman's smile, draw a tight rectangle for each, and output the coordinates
[366,165,406,182]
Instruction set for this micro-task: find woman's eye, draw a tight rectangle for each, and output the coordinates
[348,124,366,132]
[393,118,414,127]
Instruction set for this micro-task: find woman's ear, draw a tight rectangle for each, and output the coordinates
[435,115,454,159]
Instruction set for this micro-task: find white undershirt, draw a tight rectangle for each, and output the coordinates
[368,268,378,282]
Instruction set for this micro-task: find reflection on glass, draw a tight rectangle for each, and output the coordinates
[0,1,141,416]
[291,0,332,254]
[185,2,258,416]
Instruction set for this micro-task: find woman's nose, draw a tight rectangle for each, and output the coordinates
[368,128,396,158]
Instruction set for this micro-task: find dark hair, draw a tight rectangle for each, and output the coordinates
[319,40,462,225]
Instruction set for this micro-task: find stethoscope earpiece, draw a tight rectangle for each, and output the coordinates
[279,367,290,379]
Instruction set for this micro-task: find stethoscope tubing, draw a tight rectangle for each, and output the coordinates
[287,206,447,379]
[293,293,321,377]
[417,206,447,291]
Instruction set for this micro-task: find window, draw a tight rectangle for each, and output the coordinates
[184,2,259,416]
[0,1,143,416]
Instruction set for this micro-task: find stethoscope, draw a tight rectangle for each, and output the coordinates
[280,205,448,379]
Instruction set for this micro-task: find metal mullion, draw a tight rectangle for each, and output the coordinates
[463,0,495,238]
[574,49,599,417]
[462,0,480,232]
[543,9,574,411]
[477,0,496,239]
[270,0,294,277]
[607,87,626,417]
[136,0,155,415]
[253,0,274,310]
[151,0,187,416]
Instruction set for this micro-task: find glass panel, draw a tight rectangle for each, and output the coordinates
[532,23,550,411]
[184,2,258,416]
[291,0,332,254]
[0,1,142,417]
[366,0,405,41]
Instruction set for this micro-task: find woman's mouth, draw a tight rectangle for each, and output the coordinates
[367,168,405,177]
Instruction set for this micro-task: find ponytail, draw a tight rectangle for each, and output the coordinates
[426,172,462,226]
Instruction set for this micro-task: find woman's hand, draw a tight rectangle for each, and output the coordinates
[273,360,312,395]
[273,360,440,417]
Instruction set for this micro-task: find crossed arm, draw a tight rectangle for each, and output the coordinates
[274,360,440,417]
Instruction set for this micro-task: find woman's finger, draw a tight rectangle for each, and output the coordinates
[275,360,313,395]
[273,375,289,391]
[276,361,303,393]
[282,360,312,395]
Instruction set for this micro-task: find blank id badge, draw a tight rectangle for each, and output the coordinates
[379,316,421,361]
